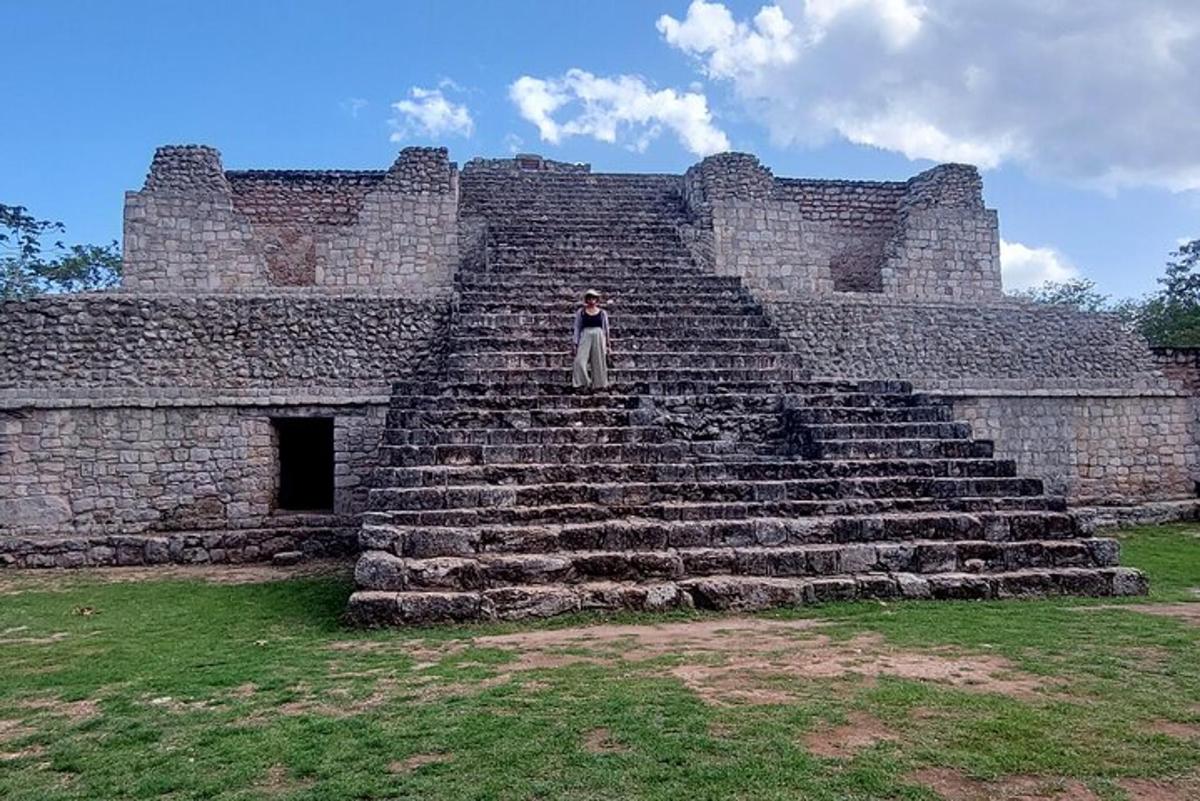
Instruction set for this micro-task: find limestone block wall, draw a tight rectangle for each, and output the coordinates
[0,295,448,389]
[767,296,1199,502]
[682,154,1001,301]
[0,402,384,567]
[886,165,1002,300]
[123,145,459,294]
[953,395,1197,503]
[0,295,447,566]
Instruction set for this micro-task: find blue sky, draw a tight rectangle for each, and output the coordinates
[3,0,1197,298]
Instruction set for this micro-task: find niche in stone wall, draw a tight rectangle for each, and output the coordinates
[263,228,318,286]
[272,417,334,511]
[830,244,884,293]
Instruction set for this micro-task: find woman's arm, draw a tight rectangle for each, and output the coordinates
[602,310,611,348]
[572,309,582,347]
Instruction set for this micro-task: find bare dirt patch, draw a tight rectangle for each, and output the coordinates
[803,711,897,758]
[1078,603,1200,627]
[1122,604,1200,626]
[0,719,37,744]
[0,744,47,761]
[582,727,629,754]
[475,618,1047,706]
[1144,720,1200,740]
[387,753,453,773]
[0,559,352,594]
[272,680,401,718]
[0,627,69,646]
[908,768,1100,800]
[1119,776,1200,801]
[255,764,316,796]
[18,697,98,724]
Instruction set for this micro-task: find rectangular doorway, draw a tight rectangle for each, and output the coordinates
[273,417,334,512]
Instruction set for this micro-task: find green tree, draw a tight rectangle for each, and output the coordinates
[1011,277,1112,313]
[0,203,122,298]
[1135,239,1200,347]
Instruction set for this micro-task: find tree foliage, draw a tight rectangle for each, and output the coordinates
[1013,238,1200,348]
[1011,277,1112,313]
[1135,239,1200,347]
[0,204,122,299]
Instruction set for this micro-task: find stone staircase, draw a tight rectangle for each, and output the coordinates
[346,168,1146,625]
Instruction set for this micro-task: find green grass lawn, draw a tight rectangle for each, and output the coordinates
[1,526,1199,800]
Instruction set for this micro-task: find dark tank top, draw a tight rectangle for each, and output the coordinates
[580,309,604,328]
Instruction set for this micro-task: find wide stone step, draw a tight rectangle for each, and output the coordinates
[386,405,948,432]
[389,407,650,430]
[458,300,760,315]
[388,393,646,412]
[453,327,779,346]
[386,391,921,415]
[373,458,1020,489]
[451,336,793,353]
[364,495,1067,528]
[484,219,683,231]
[354,537,1122,592]
[444,352,805,371]
[457,274,744,291]
[359,509,1080,557]
[382,441,754,467]
[488,242,689,254]
[366,476,1045,512]
[486,233,684,245]
[807,422,973,440]
[388,378,914,398]
[456,285,748,299]
[384,425,671,447]
[457,312,770,329]
[346,566,1149,625]
[817,439,995,459]
[484,259,698,272]
[444,368,810,385]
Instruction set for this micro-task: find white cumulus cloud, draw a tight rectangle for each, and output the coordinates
[658,0,1200,190]
[389,86,474,141]
[509,69,730,157]
[1000,239,1079,291]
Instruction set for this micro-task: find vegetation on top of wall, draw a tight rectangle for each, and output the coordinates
[0,203,122,299]
[1014,238,1200,348]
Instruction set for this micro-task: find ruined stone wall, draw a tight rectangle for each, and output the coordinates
[953,395,1197,503]
[1150,348,1200,394]
[0,295,447,566]
[885,165,1002,300]
[767,297,1164,390]
[0,402,381,567]
[767,295,1198,502]
[773,179,906,293]
[0,295,448,390]
[682,154,1001,301]
[123,146,458,294]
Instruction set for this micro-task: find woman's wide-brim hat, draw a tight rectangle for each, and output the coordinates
[584,288,601,299]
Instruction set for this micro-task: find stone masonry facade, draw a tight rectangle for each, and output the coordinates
[124,145,458,294]
[0,144,1195,576]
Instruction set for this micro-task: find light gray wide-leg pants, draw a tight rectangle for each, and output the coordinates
[572,327,608,389]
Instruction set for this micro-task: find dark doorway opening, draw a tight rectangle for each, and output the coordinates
[273,417,334,511]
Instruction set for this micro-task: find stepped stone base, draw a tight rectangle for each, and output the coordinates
[0,528,355,569]
[344,159,1150,627]
[347,567,1148,626]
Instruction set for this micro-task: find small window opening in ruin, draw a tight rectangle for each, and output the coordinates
[516,155,543,171]
[273,417,334,511]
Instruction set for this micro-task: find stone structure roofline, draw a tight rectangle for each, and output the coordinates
[142,144,457,192]
[143,143,984,196]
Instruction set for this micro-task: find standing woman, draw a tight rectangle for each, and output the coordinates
[572,289,611,391]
